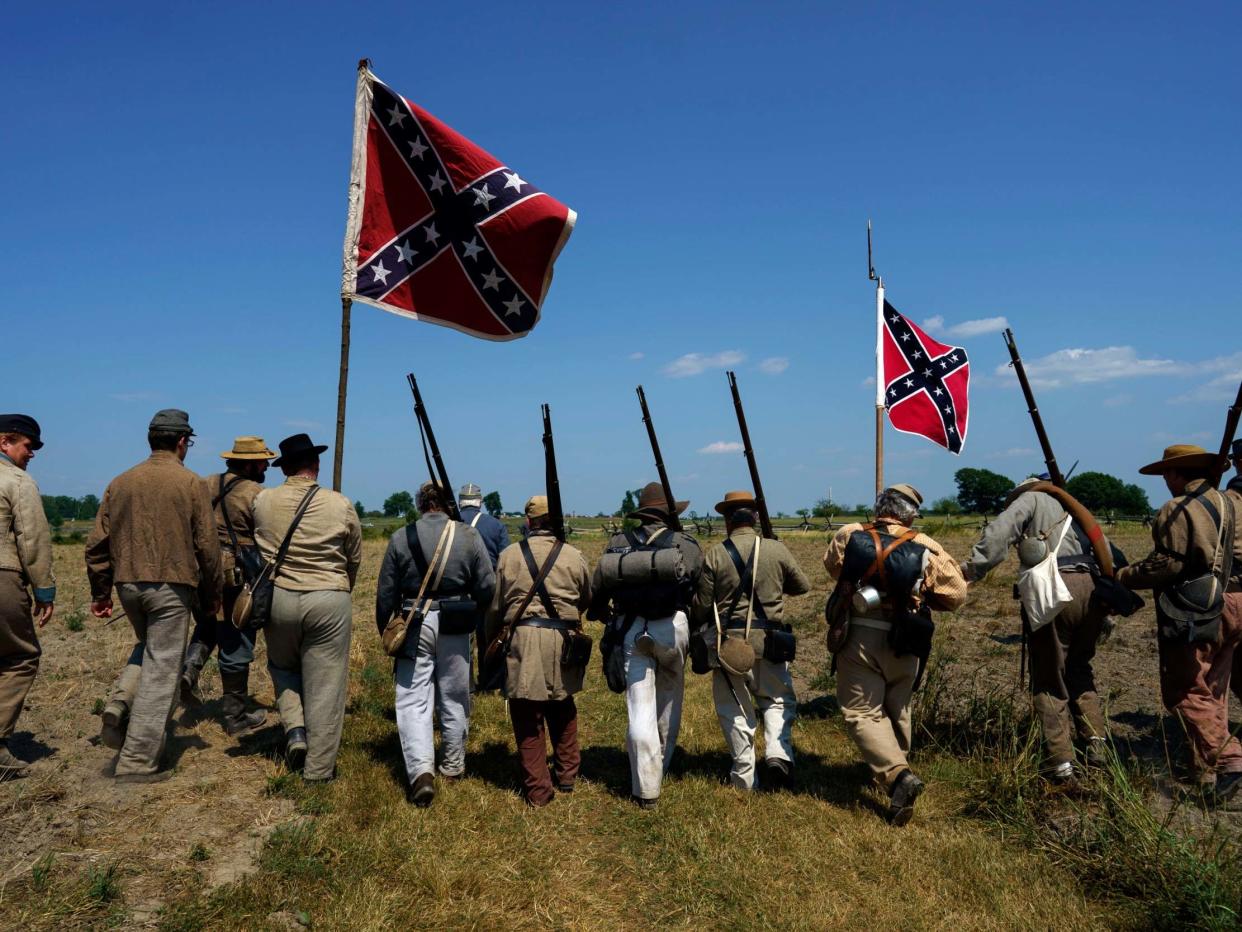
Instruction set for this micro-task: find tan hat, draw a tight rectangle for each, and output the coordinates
[1139,444,1223,476]
[887,484,923,508]
[525,495,549,519]
[626,481,689,521]
[220,436,276,460]
[714,490,756,515]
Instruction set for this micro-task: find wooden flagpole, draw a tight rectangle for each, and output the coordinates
[869,221,884,497]
[332,296,352,492]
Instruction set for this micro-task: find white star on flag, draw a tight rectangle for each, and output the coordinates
[386,104,406,128]
[461,238,483,260]
[371,261,391,285]
[481,269,503,291]
[423,223,440,246]
[428,171,447,194]
[503,171,525,193]
[473,185,496,209]
[407,137,428,159]
[395,241,416,264]
[503,295,525,317]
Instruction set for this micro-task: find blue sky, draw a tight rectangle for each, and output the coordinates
[4,2,1239,515]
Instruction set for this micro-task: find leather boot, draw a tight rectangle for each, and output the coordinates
[180,641,212,708]
[219,670,266,737]
[0,742,31,780]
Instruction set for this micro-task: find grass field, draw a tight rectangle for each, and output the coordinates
[4,527,1241,930]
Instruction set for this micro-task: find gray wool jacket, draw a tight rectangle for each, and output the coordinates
[967,490,1106,579]
[375,512,495,635]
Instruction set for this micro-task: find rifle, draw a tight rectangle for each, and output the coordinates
[1003,329,1066,488]
[406,374,461,521]
[542,404,565,541]
[636,386,684,533]
[1216,378,1242,485]
[726,371,776,539]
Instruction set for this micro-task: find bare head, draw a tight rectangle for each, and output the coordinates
[417,481,448,515]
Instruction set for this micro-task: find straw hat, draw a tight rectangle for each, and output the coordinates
[714,490,756,515]
[1138,444,1222,476]
[220,436,276,460]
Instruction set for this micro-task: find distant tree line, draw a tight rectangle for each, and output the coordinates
[42,494,100,528]
[932,468,1153,516]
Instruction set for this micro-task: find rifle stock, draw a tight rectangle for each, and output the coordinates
[406,374,461,521]
[1003,329,1066,488]
[726,371,776,539]
[636,386,683,533]
[542,404,566,542]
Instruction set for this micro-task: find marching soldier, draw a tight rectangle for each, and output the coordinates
[1117,445,1242,804]
[693,491,810,791]
[376,481,493,807]
[963,475,1128,782]
[589,482,702,809]
[255,434,362,783]
[1229,440,1242,703]
[824,485,966,825]
[484,496,591,806]
[458,482,510,567]
[0,415,55,780]
[180,436,276,736]
[86,410,222,783]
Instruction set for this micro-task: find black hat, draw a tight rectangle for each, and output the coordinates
[272,433,328,468]
[0,414,43,450]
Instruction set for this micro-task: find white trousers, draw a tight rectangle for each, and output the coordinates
[623,612,688,800]
[394,611,472,782]
[712,655,796,791]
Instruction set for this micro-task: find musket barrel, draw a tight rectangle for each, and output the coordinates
[636,386,683,533]
[406,374,461,521]
[542,403,566,541]
[1215,378,1242,483]
[727,371,776,539]
[1003,330,1065,488]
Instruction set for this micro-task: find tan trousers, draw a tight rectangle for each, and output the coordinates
[266,587,353,781]
[836,624,918,789]
[0,570,40,741]
[113,583,193,775]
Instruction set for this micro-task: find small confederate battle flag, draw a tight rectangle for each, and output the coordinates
[341,64,576,340]
[881,299,971,453]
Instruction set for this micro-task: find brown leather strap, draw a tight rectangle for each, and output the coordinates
[862,525,917,589]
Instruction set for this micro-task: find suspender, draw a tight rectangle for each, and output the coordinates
[722,537,767,624]
[519,540,561,620]
[216,474,246,554]
[471,512,483,528]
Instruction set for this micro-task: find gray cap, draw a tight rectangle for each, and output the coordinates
[459,482,482,500]
[149,408,194,436]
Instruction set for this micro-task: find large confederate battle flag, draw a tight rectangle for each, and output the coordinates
[881,300,971,453]
[341,65,576,340]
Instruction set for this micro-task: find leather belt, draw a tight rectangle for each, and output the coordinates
[850,616,893,633]
[516,617,573,631]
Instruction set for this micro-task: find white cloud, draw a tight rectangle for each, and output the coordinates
[698,441,743,455]
[758,356,789,375]
[995,346,1183,389]
[628,352,644,361]
[663,350,745,378]
[1170,353,1242,404]
[924,315,1009,339]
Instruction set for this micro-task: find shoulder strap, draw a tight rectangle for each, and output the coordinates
[722,537,767,626]
[269,487,319,580]
[471,512,483,528]
[406,521,455,617]
[862,527,918,589]
[217,474,245,555]
[406,523,430,578]
[514,539,565,622]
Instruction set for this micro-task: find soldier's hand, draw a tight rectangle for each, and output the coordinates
[35,601,54,627]
[91,597,113,619]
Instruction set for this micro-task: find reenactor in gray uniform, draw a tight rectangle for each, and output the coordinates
[485,495,592,806]
[0,415,55,780]
[376,481,494,807]
[693,491,810,791]
[963,475,1129,782]
[181,436,276,736]
[589,482,703,809]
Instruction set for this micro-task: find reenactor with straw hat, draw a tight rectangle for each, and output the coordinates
[180,436,277,737]
[692,490,810,791]
[1117,444,1242,804]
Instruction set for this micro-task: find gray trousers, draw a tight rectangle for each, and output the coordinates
[266,588,353,781]
[394,611,472,781]
[113,583,193,776]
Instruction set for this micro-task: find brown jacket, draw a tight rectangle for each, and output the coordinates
[85,451,223,602]
[486,530,592,701]
[823,519,968,612]
[0,454,55,600]
[693,527,812,631]
[253,477,362,592]
[201,470,262,580]
[1119,479,1235,591]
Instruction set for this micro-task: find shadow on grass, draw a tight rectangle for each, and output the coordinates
[6,731,55,763]
[224,723,284,760]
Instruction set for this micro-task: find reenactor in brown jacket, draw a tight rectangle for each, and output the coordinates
[180,436,276,736]
[824,485,967,825]
[485,495,592,806]
[0,415,55,780]
[86,410,223,783]
[693,491,810,792]
[1118,445,1242,804]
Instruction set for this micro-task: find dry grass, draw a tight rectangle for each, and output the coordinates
[6,526,1241,929]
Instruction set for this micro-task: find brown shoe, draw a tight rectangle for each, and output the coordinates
[0,745,31,780]
[115,770,174,784]
[407,772,435,807]
[100,700,129,751]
